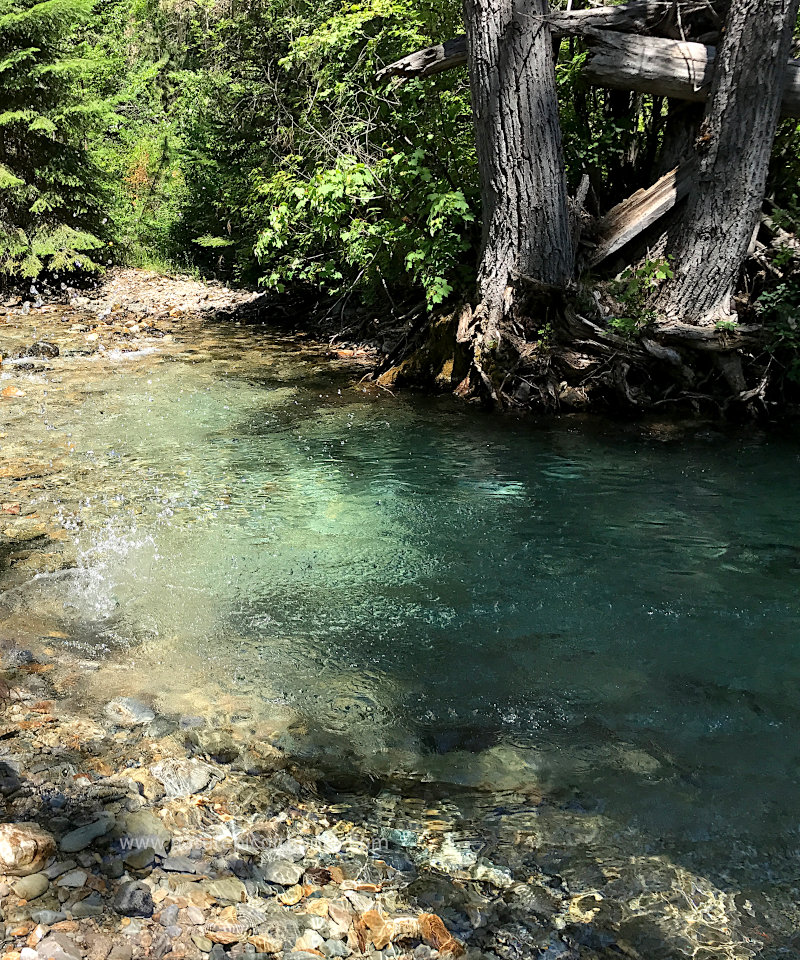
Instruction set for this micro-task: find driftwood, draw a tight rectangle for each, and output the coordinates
[588,164,694,265]
[378,28,800,119]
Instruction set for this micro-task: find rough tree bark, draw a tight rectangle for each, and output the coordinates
[654,0,800,326]
[459,0,573,396]
[465,0,573,306]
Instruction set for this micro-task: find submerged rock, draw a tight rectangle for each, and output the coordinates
[202,876,247,904]
[19,340,59,358]
[0,822,56,876]
[35,932,82,960]
[104,697,155,727]
[150,757,217,797]
[262,859,304,886]
[115,809,171,852]
[60,813,115,852]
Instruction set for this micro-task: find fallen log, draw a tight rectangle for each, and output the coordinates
[376,1,712,80]
[588,164,694,265]
[378,29,800,119]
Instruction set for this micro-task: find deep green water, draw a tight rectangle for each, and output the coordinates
[4,319,800,957]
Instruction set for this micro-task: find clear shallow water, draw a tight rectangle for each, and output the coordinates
[3,318,800,957]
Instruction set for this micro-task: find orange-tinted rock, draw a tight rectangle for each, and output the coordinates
[0,823,55,877]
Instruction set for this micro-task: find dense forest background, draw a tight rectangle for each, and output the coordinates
[2,0,800,399]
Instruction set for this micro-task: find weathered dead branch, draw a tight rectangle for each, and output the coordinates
[378,29,800,120]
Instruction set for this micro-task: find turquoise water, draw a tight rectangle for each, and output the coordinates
[3,319,800,957]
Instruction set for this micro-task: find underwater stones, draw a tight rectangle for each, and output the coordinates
[314,830,342,855]
[30,908,64,925]
[104,697,155,727]
[427,834,480,876]
[19,341,59,359]
[149,758,217,797]
[115,809,171,851]
[122,846,156,870]
[294,930,324,952]
[0,822,56,876]
[157,903,179,927]
[113,880,154,917]
[201,877,247,904]
[248,933,284,953]
[71,898,103,919]
[263,859,304,886]
[322,941,351,958]
[55,869,87,888]
[1,648,37,668]
[193,730,240,765]
[60,813,114,853]
[471,858,514,889]
[270,838,306,862]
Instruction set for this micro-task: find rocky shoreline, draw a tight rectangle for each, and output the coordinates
[0,646,584,960]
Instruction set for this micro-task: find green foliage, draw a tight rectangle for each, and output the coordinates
[756,279,800,382]
[75,0,476,301]
[253,150,474,307]
[0,0,111,281]
[608,258,673,337]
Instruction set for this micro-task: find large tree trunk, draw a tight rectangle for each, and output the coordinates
[654,0,800,326]
[463,0,573,322]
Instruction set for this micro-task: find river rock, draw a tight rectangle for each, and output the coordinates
[57,869,87,888]
[31,909,65,925]
[71,899,103,918]
[2,648,36,667]
[263,859,304,886]
[315,830,342,854]
[13,872,49,901]
[249,934,284,953]
[272,838,306,862]
[107,946,133,960]
[113,880,154,917]
[150,758,216,797]
[44,860,77,880]
[295,930,324,952]
[115,809,171,852]
[202,876,247,904]
[35,932,82,960]
[123,846,156,870]
[60,813,115,852]
[185,904,205,924]
[0,822,56,876]
[161,855,196,873]
[471,857,514,889]
[322,941,352,958]
[21,341,59,358]
[158,903,179,926]
[104,697,155,726]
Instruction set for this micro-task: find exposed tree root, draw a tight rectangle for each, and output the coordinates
[372,290,790,421]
